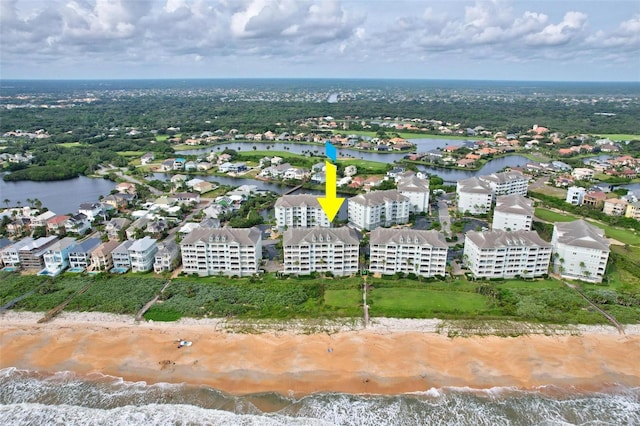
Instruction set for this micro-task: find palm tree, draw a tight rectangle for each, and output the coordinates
[3,199,9,208]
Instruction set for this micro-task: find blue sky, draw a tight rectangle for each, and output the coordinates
[1,0,639,81]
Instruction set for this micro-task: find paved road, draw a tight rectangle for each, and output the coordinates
[437,200,452,236]
[96,165,162,196]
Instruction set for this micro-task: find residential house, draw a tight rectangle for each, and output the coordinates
[153,240,180,273]
[582,191,607,209]
[369,228,447,278]
[344,165,357,177]
[30,210,56,228]
[492,194,534,232]
[170,174,187,185]
[111,240,134,272]
[128,236,158,273]
[126,217,150,239]
[551,220,610,283]
[397,175,430,213]
[283,167,310,180]
[173,158,186,170]
[180,227,262,277]
[1,237,36,268]
[46,215,70,234]
[41,237,77,276]
[115,182,137,194]
[463,230,552,279]
[571,168,595,180]
[89,240,120,272]
[68,238,101,270]
[218,162,247,173]
[283,227,359,277]
[78,203,103,222]
[18,236,59,270]
[185,161,197,171]
[106,218,131,241]
[102,193,132,210]
[456,177,493,214]
[140,152,155,165]
[566,186,586,205]
[196,161,212,171]
[65,213,91,235]
[625,201,640,220]
[274,194,331,230]
[159,159,175,171]
[348,190,411,230]
[174,192,200,205]
[603,198,628,216]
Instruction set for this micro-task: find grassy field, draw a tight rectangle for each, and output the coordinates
[596,134,640,141]
[534,207,579,223]
[57,142,82,148]
[529,185,567,198]
[116,151,145,157]
[3,271,638,324]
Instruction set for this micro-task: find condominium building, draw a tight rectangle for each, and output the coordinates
[566,186,586,205]
[369,228,448,277]
[129,236,158,273]
[456,177,493,214]
[274,194,331,230]
[283,227,359,276]
[492,194,534,232]
[1,237,34,268]
[348,190,410,230]
[479,171,528,197]
[551,220,610,283]
[180,227,262,277]
[397,175,430,213]
[463,230,552,279]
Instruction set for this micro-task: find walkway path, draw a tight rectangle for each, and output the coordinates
[564,281,625,335]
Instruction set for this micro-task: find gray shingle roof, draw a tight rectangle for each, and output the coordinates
[494,194,534,215]
[397,176,430,192]
[274,194,321,208]
[456,177,492,194]
[370,228,447,247]
[553,219,610,251]
[181,227,262,246]
[283,227,360,246]
[349,190,409,207]
[465,229,551,249]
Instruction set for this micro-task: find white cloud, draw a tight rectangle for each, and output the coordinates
[524,11,587,46]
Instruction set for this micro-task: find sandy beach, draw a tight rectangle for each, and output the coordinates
[1,312,639,396]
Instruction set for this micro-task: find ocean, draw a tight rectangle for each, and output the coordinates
[1,368,638,425]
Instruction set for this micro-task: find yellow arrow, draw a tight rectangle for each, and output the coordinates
[318,160,345,222]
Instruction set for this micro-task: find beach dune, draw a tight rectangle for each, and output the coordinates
[1,313,639,396]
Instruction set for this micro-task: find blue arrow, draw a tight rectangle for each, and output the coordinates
[325,140,337,162]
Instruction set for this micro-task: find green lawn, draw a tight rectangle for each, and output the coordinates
[57,142,82,148]
[369,288,489,318]
[596,134,640,141]
[534,208,578,223]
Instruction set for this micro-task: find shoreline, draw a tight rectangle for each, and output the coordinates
[2,312,639,397]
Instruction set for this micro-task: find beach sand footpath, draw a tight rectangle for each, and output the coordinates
[1,312,639,396]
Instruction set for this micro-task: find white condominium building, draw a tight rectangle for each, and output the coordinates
[479,171,528,197]
[397,175,430,213]
[456,177,493,214]
[283,227,359,276]
[551,220,610,283]
[348,190,410,230]
[463,230,552,279]
[492,194,534,231]
[274,194,331,230]
[180,227,262,277]
[369,228,448,277]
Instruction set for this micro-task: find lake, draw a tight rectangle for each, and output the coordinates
[0,175,116,215]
